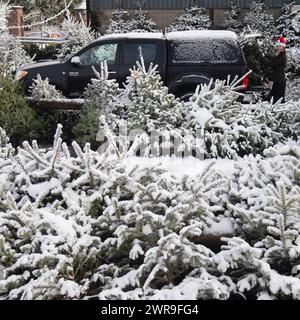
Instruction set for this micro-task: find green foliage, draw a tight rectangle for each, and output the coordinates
[241,38,274,86]
[125,55,183,132]
[72,62,123,148]
[24,43,59,61]
[0,76,43,145]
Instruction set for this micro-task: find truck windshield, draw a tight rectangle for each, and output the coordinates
[170,40,242,64]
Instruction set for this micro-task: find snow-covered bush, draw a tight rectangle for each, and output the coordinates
[124,54,182,132]
[286,74,300,101]
[0,123,229,300]
[0,34,33,75]
[1,125,300,299]
[276,1,300,45]
[224,0,242,32]
[0,1,9,33]
[57,11,95,60]
[244,1,276,39]
[29,74,64,100]
[183,76,286,159]
[107,9,132,34]
[106,1,157,34]
[168,6,211,32]
[128,9,157,33]
[72,55,183,150]
[72,62,124,147]
[0,2,32,75]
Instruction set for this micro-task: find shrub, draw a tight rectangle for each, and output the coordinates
[0,75,43,145]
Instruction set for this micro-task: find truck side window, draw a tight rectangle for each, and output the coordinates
[79,43,118,66]
[171,40,240,64]
[123,43,157,65]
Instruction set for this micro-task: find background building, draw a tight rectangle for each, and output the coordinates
[87,0,300,33]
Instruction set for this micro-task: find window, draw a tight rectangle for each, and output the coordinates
[171,40,241,64]
[79,43,118,65]
[123,43,157,65]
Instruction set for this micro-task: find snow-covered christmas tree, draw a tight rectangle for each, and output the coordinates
[125,50,182,132]
[276,0,300,45]
[0,1,9,32]
[73,61,124,147]
[107,0,157,34]
[57,10,95,60]
[224,0,242,32]
[168,6,212,32]
[29,74,64,100]
[0,2,32,75]
[244,0,276,39]
[106,8,132,34]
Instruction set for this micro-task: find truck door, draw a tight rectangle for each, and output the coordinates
[118,40,165,87]
[67,41,121,97]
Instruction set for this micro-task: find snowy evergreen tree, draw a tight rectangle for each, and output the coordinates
[224,0,242,32]
[183,74,286,159]
[107,1,157,34]
[29,75,64,100]
[73,62,124,147]
[1,121,300,299]
[0,1,9,33]
[244,1,276,39]
[276,0,300,45]
[0,2,31,75]
[57,11,95,60]
[125,51,182,132]
[128,9,157,33]
[106,9,132,34]
[168,6,212,32]
[0,35,33,74]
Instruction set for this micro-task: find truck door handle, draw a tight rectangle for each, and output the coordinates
[108,71,117,75]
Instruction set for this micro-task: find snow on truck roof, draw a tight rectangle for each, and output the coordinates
[99,32,165,41]
[166,30,238,41]
[99,30,238,41]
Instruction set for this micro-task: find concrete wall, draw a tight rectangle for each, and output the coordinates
[91,8,282,33]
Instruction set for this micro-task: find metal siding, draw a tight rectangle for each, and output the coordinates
[90,0,300,10]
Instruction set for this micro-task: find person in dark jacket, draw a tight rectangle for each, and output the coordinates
[267,36,288,103]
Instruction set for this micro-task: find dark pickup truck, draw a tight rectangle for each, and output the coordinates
[15,30,250,101]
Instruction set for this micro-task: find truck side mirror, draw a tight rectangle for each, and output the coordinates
[71,56,81,65]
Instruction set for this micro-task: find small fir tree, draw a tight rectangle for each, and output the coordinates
[244,1,276,39]
[72,62,123,147]
[224,0,242,32]
[276,0,299,45]
[168,6,212,32]
[106,9,132,34]
[125,51,183,132]
[29,74,64,100]
[57,11,95,60]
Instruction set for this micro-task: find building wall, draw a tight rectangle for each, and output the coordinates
[7,6,24,37]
